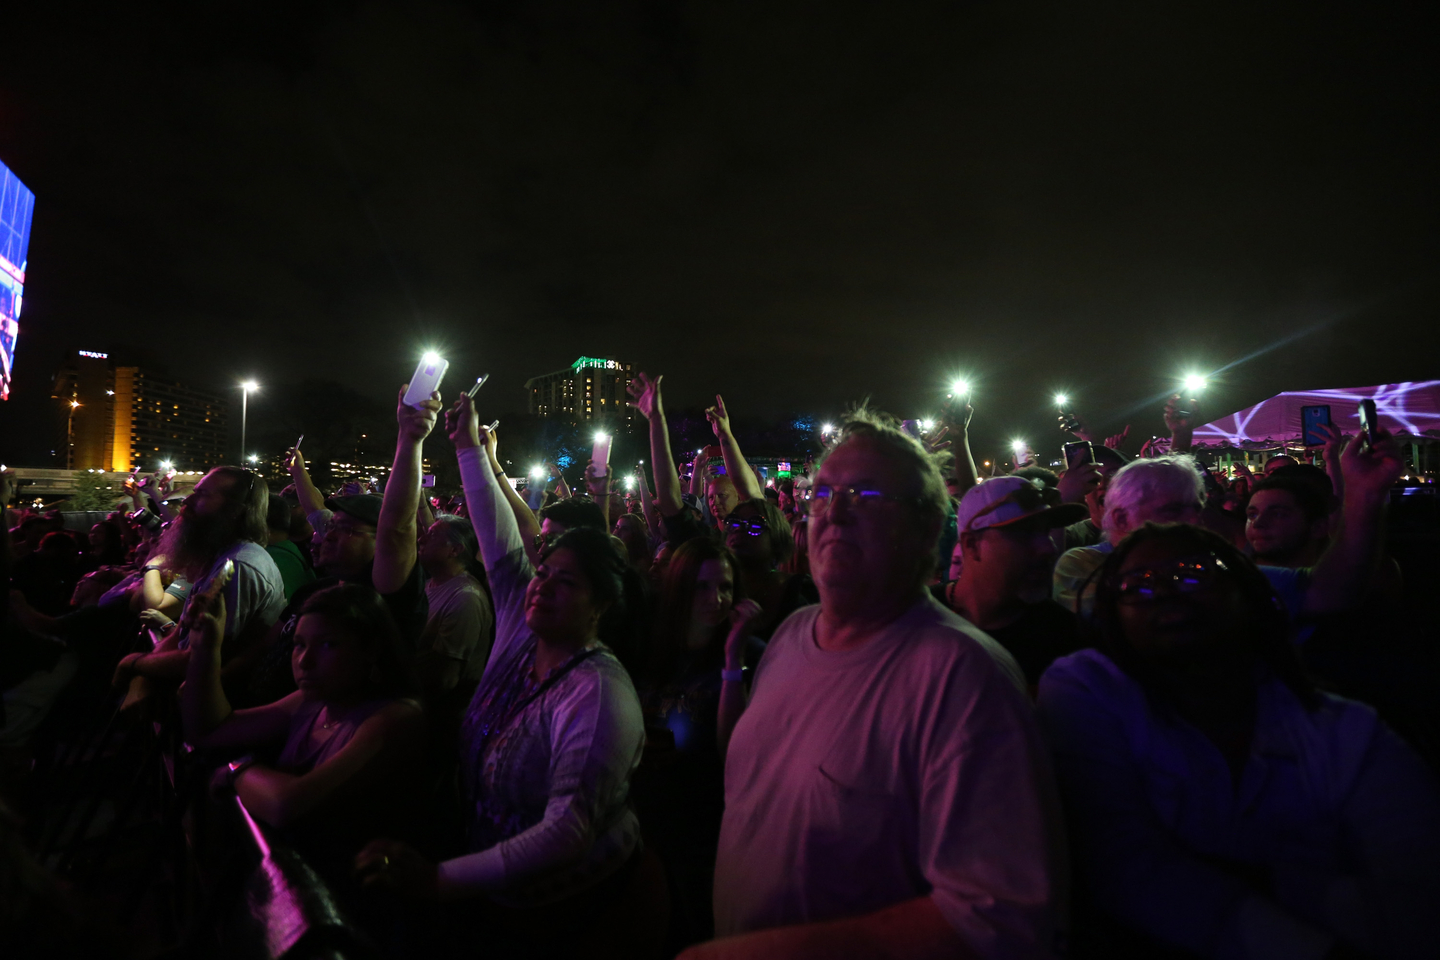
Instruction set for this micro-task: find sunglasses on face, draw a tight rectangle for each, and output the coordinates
[724,516,769,537]
[809,485,918,513]
[1115,552,1230,603]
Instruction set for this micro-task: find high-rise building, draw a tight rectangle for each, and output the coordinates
[525,356,635,428]
[52,349,230,472]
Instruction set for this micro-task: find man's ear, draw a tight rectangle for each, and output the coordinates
[960,530,983,563]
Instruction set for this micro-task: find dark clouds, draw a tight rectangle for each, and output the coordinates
[1,1,1436,465]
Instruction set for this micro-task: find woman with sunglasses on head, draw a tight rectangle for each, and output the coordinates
[722,498,817,640]
[632,537,763,948]
[1038,522,1440,960]
[356,392,652,959]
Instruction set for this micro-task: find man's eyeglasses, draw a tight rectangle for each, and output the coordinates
[1114,553,1230,603]
[809,485,920,514]
[724,515,769,537]
[325,519,375,540]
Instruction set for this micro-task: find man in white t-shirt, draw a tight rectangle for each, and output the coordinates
[694,410,1066,960]
[418,514,494,702]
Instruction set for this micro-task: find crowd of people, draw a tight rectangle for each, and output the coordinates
[2,371,1438,960]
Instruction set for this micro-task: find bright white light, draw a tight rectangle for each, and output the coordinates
[594,432,608,443]
[69,399,80,408]
[421,352,441,365]
[240,380,259,393]
[624,476,635,489]
[821,423,835,435]
[1183,374,1207,393]
[247,454,258,463]
[1011,440,1027,454]
[951,379,969,396]
[1054,393,1069,407]
[160,460,172,470]
[529,465,544,480]
[920,419,935,431]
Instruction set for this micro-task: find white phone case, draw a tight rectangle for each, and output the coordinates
[403,357,449,407]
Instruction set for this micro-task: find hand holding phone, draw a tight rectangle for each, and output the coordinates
[1358,399,1378,451]
[403,354,449,408]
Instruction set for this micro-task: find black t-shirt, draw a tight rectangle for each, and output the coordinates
[984,600,1082,689]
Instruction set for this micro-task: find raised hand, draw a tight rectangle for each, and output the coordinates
[1104,425,1131,450]
[921,424,952,455]
[179,559,233,653]
[1340,427,1403,504]
[444,391,483,451]
[396,384,441,443]
[283,446,306,474]
[1057,462,1101,505]
[627,372,663,421]
[705,394,732,439]
[1163,394,1199,432]
[724,599,763,670]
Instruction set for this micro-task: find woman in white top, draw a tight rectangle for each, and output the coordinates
[356,392,647,957]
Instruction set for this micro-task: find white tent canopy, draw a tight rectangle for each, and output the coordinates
[1193,381,1440,450]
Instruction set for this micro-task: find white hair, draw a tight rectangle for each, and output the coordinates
[1102,455,1204,538]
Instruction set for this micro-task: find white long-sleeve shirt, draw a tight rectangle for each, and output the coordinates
[439,446,643,906]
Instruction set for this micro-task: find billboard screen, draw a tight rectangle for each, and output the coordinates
[0,158,36,401]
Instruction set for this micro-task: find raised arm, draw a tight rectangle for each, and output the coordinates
[374,384,441,595]
[1302,430,1402,615]
[635,463,662,543]
[942,397,979,500]
[284,446,327,518]
[584,461,613,529]
[1163,394,1198,455]
[447,392,526,570]
[484,427,542,564]
[706,395,764,503]
[627,372,683,515]
[180,586,295,749]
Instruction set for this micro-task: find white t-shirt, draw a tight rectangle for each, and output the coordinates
[424,572,495,682]
[714,594,1067,958]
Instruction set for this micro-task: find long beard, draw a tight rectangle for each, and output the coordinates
[157,508,235,579]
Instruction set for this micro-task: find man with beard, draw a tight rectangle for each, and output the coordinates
[944,477,1089,693]
[226,392,436,706]
[113,467,284,692]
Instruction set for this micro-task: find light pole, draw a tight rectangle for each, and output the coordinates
[239,380,259,465]
[66,399,81,469]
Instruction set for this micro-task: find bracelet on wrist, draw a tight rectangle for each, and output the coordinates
[227,755,257,789]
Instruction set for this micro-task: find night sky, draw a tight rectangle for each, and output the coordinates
[1,2,1437,468]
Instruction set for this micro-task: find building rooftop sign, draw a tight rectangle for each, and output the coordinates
[79,350,108,359]
[570,356,623,372]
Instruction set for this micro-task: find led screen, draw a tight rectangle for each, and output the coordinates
[0,158,36,400]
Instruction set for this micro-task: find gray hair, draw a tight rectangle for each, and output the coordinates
[1102,455,1204,538]
[433,513,480,570]
[815,405,950,574]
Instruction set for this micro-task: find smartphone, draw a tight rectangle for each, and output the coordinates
[1198,463,1226,501]
[1063,440,1095,469]
[592,433,612,470]
[1301,405,1331,447]
[403,355,449,408]
[1058,412,1082,433]
[294,433,304,451]
[421,474,436,488]
[1358,398,1378,449]
[1175,394,1197,421]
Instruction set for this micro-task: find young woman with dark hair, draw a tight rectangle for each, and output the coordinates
[354,393,656,958]
[1038,522,1440,960]
[721,497,816,640]
[633,536,762,948]
[180,581,425,879]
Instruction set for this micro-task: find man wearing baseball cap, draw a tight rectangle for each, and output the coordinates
[945,477,1088,691]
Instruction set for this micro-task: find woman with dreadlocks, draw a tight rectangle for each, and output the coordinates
[1038,522,1440,960]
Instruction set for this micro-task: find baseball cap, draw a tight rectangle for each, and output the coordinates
[325,494,382,528]
[957,477,1088,534]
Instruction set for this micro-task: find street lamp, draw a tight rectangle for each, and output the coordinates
[66,399,81,469]
[239,380,259,464]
